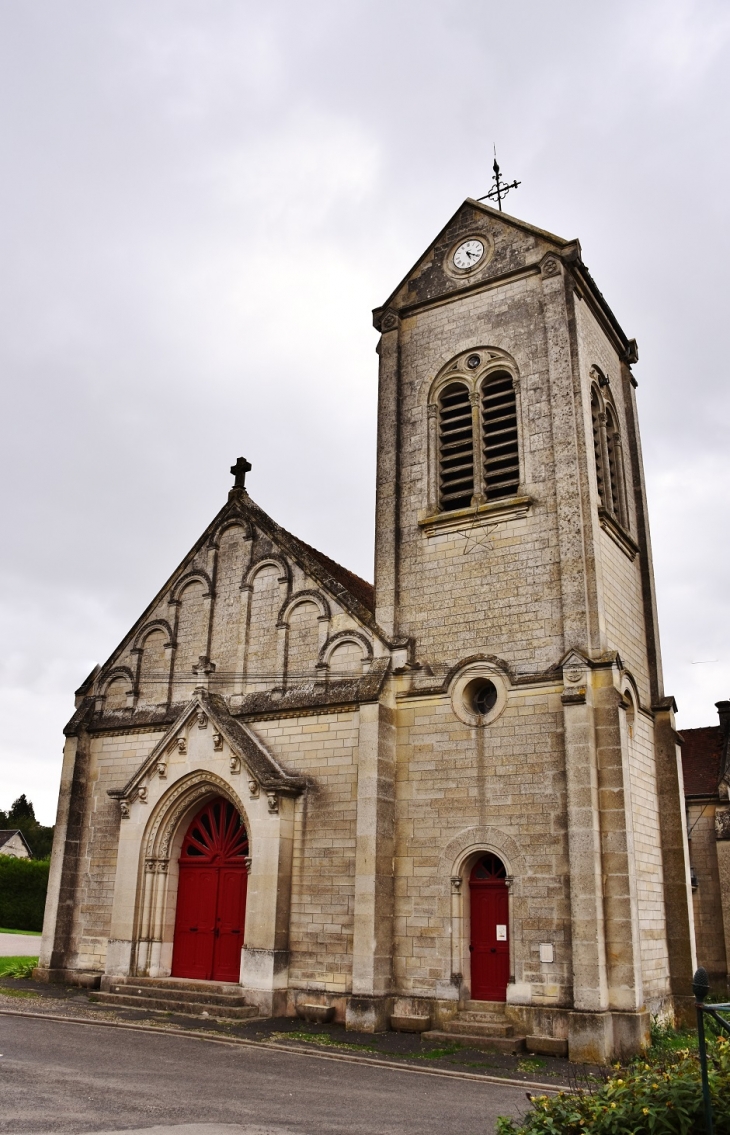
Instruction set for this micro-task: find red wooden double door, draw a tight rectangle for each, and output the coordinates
[469,853,509,1002]
[171,798,248,983]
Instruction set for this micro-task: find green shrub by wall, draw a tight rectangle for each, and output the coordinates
[0,856,49,932]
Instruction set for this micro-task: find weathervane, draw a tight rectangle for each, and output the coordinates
[478,149,520,212]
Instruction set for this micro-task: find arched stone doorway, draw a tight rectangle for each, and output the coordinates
[469,853,509,1001]
[171,797,249,982]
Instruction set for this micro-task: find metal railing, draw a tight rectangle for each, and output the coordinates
[693,966,730,1135]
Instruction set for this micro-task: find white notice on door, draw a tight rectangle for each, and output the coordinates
[495,924,507,941]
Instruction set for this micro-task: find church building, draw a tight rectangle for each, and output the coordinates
[38,199,696,1062]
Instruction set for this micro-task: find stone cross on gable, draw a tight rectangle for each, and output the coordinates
[230,456,251,490]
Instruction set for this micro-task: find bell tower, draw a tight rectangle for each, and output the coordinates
[372,199,696,1059]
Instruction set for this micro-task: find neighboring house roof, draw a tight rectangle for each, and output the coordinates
[682,726,723,796]
[0,829,33,856]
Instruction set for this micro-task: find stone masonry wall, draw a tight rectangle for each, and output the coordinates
[395,276,564,669]
[393,683,572,1005]
[253,711,359,995]
[70,729,166,972]
[629,711,670,1001]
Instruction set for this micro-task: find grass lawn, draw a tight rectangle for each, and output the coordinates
[0,955,39,975]
[0,927,42,935]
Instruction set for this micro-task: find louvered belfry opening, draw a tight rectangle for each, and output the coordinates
[591,387,605,507]
[439,382,474,511]
[481,372,519,499]
[605,407,620,517]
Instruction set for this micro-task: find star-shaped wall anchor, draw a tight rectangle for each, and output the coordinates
[457,514,504,556]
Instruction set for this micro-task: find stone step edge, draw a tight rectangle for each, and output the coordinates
[442,1023,514,1038]
[109,977,241,994]
[107,985,249,1007]
[90,992,259,1021]
[423,1030,526,1054]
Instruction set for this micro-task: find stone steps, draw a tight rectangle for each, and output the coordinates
[423,999,525,1053]
[90,977,259,1021]
[423,1029,525,1053]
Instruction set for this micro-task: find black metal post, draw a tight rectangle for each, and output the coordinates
[693,967,713,1135]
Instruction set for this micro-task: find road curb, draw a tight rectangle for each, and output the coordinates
[0,1006,561,1093]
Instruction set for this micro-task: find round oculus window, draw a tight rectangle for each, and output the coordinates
[470,679,498,716]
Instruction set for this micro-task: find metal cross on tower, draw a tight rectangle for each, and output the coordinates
[230,456,251,490]
[478,151,521,212]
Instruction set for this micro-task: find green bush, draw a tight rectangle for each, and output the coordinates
[497,1035,730,1135]
[0,857,50,931]
[0,958,37,978]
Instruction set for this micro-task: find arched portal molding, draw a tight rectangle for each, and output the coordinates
[440,826,525,893]
[278,589,331,627]
[207,518,252,550]
[101,666,136,695]
[132,619,175,651]
[425,346,520,407]
[170,571,213,604]
[319,629,373,666]
[144,770,249,862]
[244,556,291,591]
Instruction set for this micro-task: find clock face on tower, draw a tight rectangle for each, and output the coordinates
[452,238,485,271]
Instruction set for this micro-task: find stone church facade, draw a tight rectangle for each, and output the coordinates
[39,200,696,1062]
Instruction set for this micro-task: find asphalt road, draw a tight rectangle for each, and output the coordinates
[0,932,41,957]
[0,1014,528,1135]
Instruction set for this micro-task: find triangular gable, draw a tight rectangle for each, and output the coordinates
[108,688,307,802]
[373,198,576,326]
[85,485,391,707]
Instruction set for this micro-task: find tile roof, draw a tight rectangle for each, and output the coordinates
[682,726,723,796]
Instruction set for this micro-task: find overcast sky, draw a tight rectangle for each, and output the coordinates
[1,0,728,824]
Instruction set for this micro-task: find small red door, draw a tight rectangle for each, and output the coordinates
[171,798,248,982]
[469,853,509,1001]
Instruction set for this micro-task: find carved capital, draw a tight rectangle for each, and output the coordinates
[243,856,252,875]
[427,403,438,420]
[450,875,462,893]
[715,806,730,841]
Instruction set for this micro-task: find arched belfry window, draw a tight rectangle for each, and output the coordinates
[438,383,474,511]
[591,387,606,508]
[591,381,628,530]
[481,372,519,500]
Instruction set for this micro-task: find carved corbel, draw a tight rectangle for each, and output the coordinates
[213,732,223,751]
[229,755,241,775]
[177,737,187,754]
[267,791,279,814]
[196,710,208,729]
[120,801,130,819]
[137,786,148,803]
[248,778,259,798]
[156,761,167,779]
